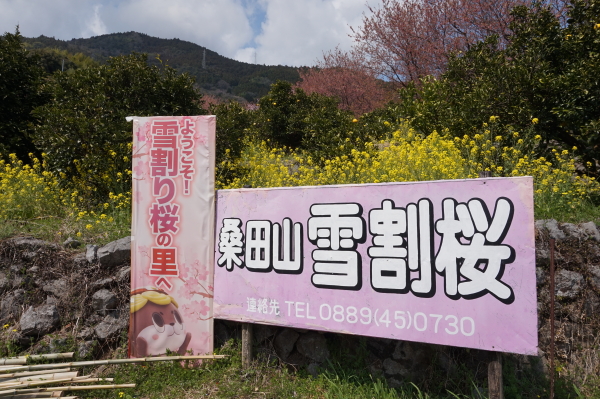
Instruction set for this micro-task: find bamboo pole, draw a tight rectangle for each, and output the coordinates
[0,362,24,367]
[0,376,93,389]
[0,369,71,381]
[0,355,226,374]
[1,394,75,399]
[0,384,136,396]
[57,378,112,384]
[0,372,78,384]
[16,354,74,361]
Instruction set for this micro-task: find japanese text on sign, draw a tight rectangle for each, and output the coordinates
[218,197,515,304]
[148,119,196,291]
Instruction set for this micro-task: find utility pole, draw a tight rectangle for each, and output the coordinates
[202,49,206,69]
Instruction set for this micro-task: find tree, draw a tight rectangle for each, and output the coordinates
[297,48,393,115]
[347,0,567,85]
[254,81,357,157]
[32,53,205,201]
[394,0,600,174]
[0,29,48,160]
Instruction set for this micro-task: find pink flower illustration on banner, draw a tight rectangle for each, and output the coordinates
[194,260,209,282]
[198,300,210,316]
[137,245,151,260]
[136,121,150,143]
[133,160,148,178]
[195,331,211,351]
[194,133,207,147]
[134,190,144,204]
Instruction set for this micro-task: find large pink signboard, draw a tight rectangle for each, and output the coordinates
[214,177,537,355]
[130,116,215,358]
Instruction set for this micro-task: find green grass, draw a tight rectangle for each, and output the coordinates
[75,341,463,399]
[0,207,132,246]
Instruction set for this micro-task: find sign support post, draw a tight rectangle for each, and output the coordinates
[242,323,253,367]
[488,352,503,399]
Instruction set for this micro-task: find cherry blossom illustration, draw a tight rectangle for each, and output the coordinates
[133,159,148,178]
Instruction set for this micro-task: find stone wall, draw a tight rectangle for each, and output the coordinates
[0,220,598,389]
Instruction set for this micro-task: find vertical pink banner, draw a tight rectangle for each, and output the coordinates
[129,116,215,358]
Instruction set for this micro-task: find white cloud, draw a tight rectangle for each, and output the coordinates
[252,0,368,66]
[0,0,369,67]
[82,4,108,38]
[234,47,257,64]
[102,0,254,57]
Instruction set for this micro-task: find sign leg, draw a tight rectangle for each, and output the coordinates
[242,323,253,367]
[488,351,504,399]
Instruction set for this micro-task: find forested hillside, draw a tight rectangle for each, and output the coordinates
[23,32,300,102]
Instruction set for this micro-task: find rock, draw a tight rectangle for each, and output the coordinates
[274,328,300,359]
[536,248,550,267]
[20,304,60,337]
[116,266,131,281]
[383,358,408,376]
[11,275,24,288]
[8,237,58,251]
[536,268,547,286]
[49,338,67,352]
[78,340,96,358]
[306,362,319,377]
[588,265,600,291]
[561,223,584,239]
[42,279,68,298]
[562,222,600,241]
[86,244,99,263]
[367,338,393,357]
[27,266,39,275]
[21,251,38,261]
[90,277,114,289]
[0,271,9,291]
[580,222,600,241]
[0,289,25,322]
[285,351,308,366]
[9,264,23,274]
[254,324,277,344]
[77,327,95,340]
[535,219,566,240]
[555,270,584,298]
[96,236,131,268]
[391,341,433,380]
[73,253,87,267]
[46,296,59,305]
[214,320,230,345]
[94,311,128,340]
[387,377,403,389]
[92,289,118,316]
[437,351,456,374]
[63,237,82,249]
[583,292,600,318]
[296,332,329,362]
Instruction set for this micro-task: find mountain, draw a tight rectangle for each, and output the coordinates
[23,31,301,102]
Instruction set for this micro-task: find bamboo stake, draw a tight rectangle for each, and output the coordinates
[0,362,25,367]
[0,393,68,398]
[0,384,136,396]
[57,378,112,384]
[1,394,75,399]
[0,372,78,384]
[16,354,74,361]
[0,376,92,389]
[0,369,71,381]
[0,355,226,374]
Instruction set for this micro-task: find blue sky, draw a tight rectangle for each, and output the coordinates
[0,0,370,67]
